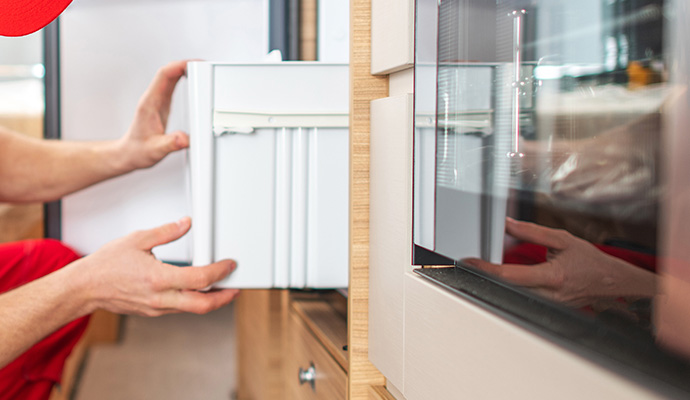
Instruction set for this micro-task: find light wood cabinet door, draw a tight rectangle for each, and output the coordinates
[286,311,347,400]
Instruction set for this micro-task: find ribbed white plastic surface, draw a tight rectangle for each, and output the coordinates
[188,62,349,288]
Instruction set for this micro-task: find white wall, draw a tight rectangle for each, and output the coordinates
[0,32,42,66]
[60,0,269,262]
[318,0,349,62]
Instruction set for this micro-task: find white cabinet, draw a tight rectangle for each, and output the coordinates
[188,62,350,289]
[402,273,661,400]
[371,0,415,75]
[369,94,413,389]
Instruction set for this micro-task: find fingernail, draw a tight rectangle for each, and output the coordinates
[176,216,191,228]
[229,260,238,271]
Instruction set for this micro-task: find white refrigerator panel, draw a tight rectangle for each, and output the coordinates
[212,64,349,112]
[214,130,277,288]
[188,63,349,288]
[59,0,269,262]
[306,128,349,287]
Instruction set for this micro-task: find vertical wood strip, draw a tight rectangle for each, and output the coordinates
[349,0,389,398]
[300,0,318,61]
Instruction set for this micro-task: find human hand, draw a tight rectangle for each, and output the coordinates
[462,218,656,307]
[69,217,239,317]
[117,60,191,171]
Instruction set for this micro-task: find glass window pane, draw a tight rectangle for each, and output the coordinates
[434,0,667,337]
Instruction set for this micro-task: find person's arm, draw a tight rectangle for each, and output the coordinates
[462,218,657,307]
[0,60,190,203]
[0,217,239,368]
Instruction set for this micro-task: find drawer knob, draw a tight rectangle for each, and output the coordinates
[298,362,316,390]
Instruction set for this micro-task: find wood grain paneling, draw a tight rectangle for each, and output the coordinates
[349,0,389,398]
[368,385,397,400]
[300,0,318,61]
[236,289,289,400]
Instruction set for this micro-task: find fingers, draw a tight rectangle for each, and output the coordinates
[147,288,240,316]
[144,60,188,107]
[462,258,555,288]
[505,217,568,250]
[132,217,192,250]
[171,130,190,150]
[172,289,241,314]
[150,130,190,157]
[152,260,239,314]
[167,259,237,290]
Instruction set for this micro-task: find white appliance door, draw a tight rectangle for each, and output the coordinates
[59,0,269,263]
[188,62,349,288]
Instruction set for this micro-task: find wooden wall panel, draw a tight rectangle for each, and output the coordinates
[349,0,389,398]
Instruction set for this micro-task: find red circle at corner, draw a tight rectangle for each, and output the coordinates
[0,0,73,37]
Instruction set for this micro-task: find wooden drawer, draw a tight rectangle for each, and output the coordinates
[287,310,347,400]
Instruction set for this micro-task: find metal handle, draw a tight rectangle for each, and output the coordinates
[509,9,527,159]
[298,363,316,391]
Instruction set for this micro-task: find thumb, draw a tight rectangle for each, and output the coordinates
[504,218,568,250]
[153,131,189,156]
[133,217,192,250]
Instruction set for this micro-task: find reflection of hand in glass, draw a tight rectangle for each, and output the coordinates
[462,218,656,307]
[520,111,660,207]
